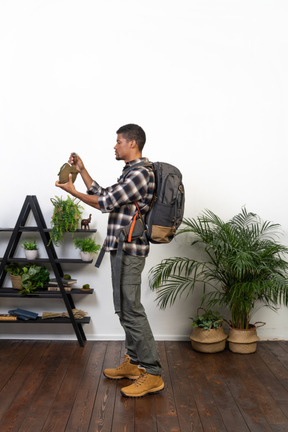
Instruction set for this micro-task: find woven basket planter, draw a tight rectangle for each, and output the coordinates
[190,327,227,353]
[227,326,260,354]
[10,274,22,290]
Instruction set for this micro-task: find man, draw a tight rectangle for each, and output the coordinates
[56,124,164,398]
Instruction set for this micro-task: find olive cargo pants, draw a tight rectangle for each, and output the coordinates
[110,251,162,376]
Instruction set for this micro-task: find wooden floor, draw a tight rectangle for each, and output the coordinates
[0,340,288,432]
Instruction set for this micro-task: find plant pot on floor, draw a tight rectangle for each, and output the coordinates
[190,326,227,353]
[227,323,264,354]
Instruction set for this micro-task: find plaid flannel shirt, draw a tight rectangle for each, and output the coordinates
[87,158,155,257]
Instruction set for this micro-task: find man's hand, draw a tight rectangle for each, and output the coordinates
[55,173,76,194]
[55,172,100,209]
[68,152,94,190]
[55,153,98,208]
[69,153,85,172]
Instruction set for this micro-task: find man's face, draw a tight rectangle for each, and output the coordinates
[114,134,131,161]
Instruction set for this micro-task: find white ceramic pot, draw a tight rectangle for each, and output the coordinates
[25,249,38,260]
[80,251,93,262]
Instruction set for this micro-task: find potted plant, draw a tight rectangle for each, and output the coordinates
[190,308,227,353]
[22,239,38,260]
[81,283,91,292]
[73,237,101,261]
[5,263,50,294]
[5,263,24,289]
[20,264,50,295]
[49,195,84,246]
[149,208,288,354]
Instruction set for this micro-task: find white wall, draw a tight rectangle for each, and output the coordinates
[0,0,288,341]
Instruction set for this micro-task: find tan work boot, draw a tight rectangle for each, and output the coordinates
[120,370,164,397]
[103,354,142,380]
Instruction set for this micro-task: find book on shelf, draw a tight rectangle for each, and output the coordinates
[48,278,77,286]
[8,309,38,320]
[47,286,72,292]
[0,314,17,321]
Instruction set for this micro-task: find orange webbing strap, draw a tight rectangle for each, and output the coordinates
[127,203,143,243]
[128,213,137,242]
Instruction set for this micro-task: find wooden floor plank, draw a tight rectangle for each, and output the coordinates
[179,343,228,432]
[219,349,274,432]
[0,340,36,390]
[65,341,108,432]
[257,342,288,392]
[18,341,78,432]
[165,341,204,432]
[42,342,94,432]
[193,346,250,432]
[134,395,158,432]
[88,340,123,432]
[111,342,135,432]
[247,344,288,402]
[224,347,288,430]
[0,340,288,432]
[154,341,181,432]
[278,341,288,353]
[0,341,52,431]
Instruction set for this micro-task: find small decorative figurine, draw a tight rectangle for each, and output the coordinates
[81,214,92,230]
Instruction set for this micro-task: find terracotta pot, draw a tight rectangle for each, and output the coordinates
[190,326,227,353]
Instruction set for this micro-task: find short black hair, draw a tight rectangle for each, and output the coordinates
[116,124,146,152]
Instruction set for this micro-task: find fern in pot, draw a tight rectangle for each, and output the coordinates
[49,195,84,246]
[149,207,288,354]
[73,237,101,262]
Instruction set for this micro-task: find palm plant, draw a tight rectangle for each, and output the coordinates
[149,207,288,329]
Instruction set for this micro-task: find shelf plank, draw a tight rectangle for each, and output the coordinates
[3,258,93,264]
[0,288,94,298]
[0,316,91,324]
[0,227,96,233]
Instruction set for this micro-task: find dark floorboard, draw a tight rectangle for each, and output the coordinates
[0,340,288,432]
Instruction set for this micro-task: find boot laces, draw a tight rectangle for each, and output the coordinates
[116,357,130,371]
[134,373,148,387]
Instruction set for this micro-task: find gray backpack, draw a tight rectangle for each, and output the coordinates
[122,161,185,244]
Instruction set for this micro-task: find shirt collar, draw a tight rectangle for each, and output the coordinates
[123,157,149,171]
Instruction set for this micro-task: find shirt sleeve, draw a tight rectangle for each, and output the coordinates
[87,168,151,213]
[87,181,103,196]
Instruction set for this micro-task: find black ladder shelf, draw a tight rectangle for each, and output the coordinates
[0,195,96,346]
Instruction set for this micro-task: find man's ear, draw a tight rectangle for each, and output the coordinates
[129,139,137,148]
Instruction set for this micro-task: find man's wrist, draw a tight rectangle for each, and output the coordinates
[79,166,86,175]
